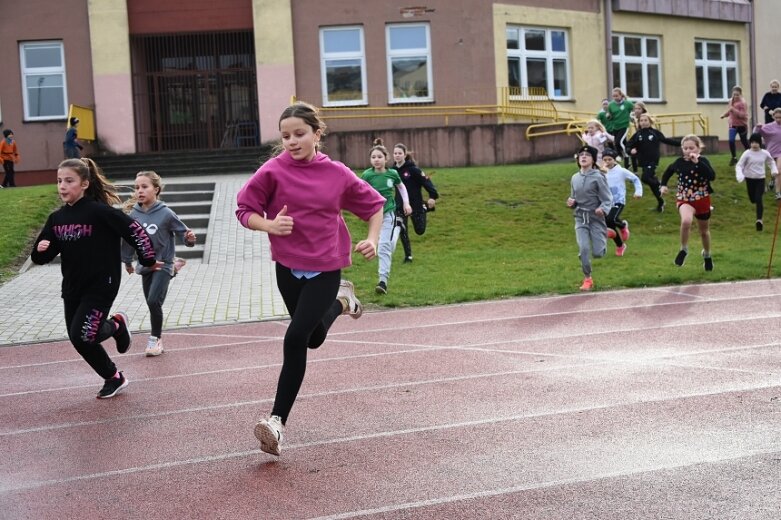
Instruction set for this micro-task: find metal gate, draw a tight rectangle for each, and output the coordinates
[131,31,259,152]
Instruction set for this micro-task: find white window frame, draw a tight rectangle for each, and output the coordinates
[506,26,571,100]
[695,39,739,102]
[611,34,662,101]
[386,23,433,104]
[319,26,368,107]
[19,41,69,121]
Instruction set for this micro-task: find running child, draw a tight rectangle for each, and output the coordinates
[235,102,384,456]
[626,113,680,212]
[121,171,197,356]
[629,101,648,172]
[753,108,781,190]
[362,138,412,294]
[31,158,159,398]
[720,86,750,166]
[567,145,613,291]
[660,135,716,270]
[605,88,634,160]
[580,120,615,166]
[602,148,643,256]
[392,143,439,263]
[735,133,779,231]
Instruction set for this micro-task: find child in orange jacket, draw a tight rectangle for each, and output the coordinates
[1,129,20,188]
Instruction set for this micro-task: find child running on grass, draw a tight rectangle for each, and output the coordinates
[660,135,716,270]
[626,112,680,212]
[122,171,197,356]
[567,145,613,291]
[362,138,412,294]
[602,148,643,256]
[31,158,159,399]
[235,102,384,456]
[735,133,779,231]
[580,120,614,167]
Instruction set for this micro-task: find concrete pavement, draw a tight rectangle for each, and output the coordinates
[0,174,288,346]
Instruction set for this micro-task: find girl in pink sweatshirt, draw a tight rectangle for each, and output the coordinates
[236,102,384,456]
[721,86,749,166]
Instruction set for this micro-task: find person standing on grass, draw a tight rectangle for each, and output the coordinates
[392,142,439,263]
[362,138,412,294]
[720,86,750,166]
[602,148,643,257]
[735,133,779,231]
[31,158,160,399]
[567,145,613,291]
[605,88,634,161]
[660,135,716,271]
[1,129,19,188]
[760,80,781,124]
[235,102,384,456]
[121,171,197,357]
[626,113,680,212]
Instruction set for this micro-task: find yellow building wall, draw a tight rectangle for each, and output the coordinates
[753,0,781,121]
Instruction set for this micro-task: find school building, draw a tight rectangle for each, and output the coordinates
[0,0,776,180]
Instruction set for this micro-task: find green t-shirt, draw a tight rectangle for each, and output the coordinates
[607,98,634,130]
[362,167,401,214]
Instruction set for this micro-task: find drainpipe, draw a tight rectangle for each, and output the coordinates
[748,0,757,128]
[604,0,614,97]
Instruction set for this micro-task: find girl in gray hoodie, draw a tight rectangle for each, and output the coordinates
[566,145,613,291]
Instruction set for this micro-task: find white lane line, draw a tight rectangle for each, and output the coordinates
[1,381,778,493]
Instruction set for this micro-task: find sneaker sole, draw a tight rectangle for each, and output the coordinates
[97,377,129,399]
[375,286,387,294]
[254,422,281,456]
[114,312,132,354]
[145,348,164,357]
[339,280,363,319]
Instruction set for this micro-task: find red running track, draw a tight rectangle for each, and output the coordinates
[1,280,780,519]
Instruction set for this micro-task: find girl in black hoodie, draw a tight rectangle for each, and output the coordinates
[627,113,680,212]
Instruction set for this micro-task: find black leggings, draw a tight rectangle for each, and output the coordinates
[746,178,765,220]
[605,204,626,246]
[272,264,343,423]
[397,210,428,258]
[64,295,119,379]
[640,164,664,204]
[610,127,629,160]
[2,160,15,187]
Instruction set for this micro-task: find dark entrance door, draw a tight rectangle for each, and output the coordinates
[131,31,259,152]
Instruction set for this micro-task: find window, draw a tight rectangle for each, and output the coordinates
[694,40,738,101]
[612,34,661,101]
[320,27,367,107]
[506,26,570,98]
[386,23,433,103]
[19,41,68,120]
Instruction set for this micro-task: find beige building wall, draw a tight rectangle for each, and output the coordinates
[753,0,781,124]
[253,0,296,143]
[87,0,135,154]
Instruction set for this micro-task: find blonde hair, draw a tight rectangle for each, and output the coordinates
[681,134,704,150]
[612,87,626,98]
[772,107,781,117]
[770,79,780,88]
[58,158,120,206]
[633,101,647,114]
[123,170,164,211]
[585,119,607,133]
[637,113,656,127]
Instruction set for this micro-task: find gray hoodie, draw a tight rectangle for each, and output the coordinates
[570,168,613,217]
[121,201,192,275]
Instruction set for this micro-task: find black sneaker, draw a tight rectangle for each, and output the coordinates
[111,312,132,353]
[756,220,764,231]
[375,281,387,294]
[674,249,688,267]
[729,157,738,166]
[403,256,413,263]
[656,201,665,213]
[702,251,714,271]
[97,372,128,399]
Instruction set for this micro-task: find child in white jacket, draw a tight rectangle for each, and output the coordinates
[736,133,779,231]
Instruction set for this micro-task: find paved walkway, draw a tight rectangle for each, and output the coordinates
[0,174,288,346]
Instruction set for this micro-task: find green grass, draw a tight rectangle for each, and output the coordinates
[342,153,780,308]
[0,185,60,284]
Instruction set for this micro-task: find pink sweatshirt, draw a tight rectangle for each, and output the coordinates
[236,150,385,271]
[755,122,781,159]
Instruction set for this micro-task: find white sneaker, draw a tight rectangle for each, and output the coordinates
[254,415,284,456]
[337,280,363,319]
[145,336,164,356]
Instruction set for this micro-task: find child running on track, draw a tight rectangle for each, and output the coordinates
[626,113,680,212]
[31,158,159,398]
[660,135,716,270]
[735,133,779,231]
[235,102,384,456]
[362,139,412,294]
[602,148,643,256]
[122,171,197,356]
[392,143,439,263]
[567,145,613,291]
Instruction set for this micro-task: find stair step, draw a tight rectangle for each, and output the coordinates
[163,201,213,214]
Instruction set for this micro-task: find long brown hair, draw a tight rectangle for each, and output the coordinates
[58,158,120,206]
[273,101,327,157]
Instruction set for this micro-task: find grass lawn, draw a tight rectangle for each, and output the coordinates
[1,153,778,310]
[342,153,780,307]
[0,185,60,284]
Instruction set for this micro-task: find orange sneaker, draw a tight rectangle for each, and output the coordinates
[579,277,593,291]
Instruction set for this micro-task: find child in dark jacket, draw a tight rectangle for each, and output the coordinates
[31,158,159,399]
[627,113,680,212]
